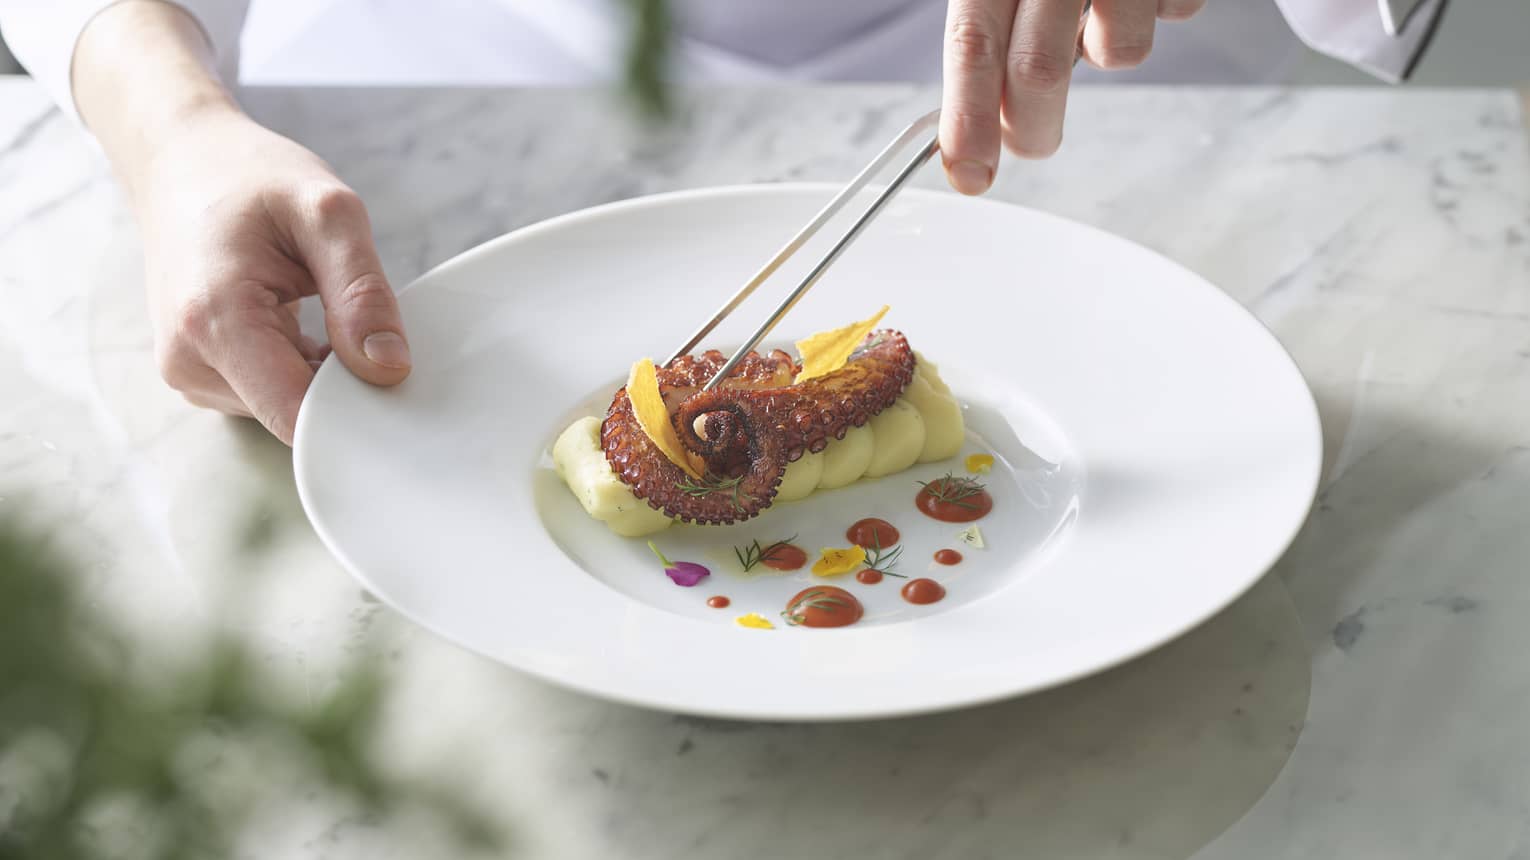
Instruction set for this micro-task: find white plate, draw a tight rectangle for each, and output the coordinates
[294,184,1321,721]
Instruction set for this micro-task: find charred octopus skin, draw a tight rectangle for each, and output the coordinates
[599,331,916,525]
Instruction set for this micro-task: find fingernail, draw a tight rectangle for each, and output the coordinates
[948,160,993,195]
[363,331,411,369]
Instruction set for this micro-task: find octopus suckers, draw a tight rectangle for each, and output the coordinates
[601,330,915,525]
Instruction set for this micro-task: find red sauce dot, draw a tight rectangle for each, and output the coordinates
[783,586,864,628]
[855,568,884,585]
[901,578,946,605]
[706,596,731,609]
[760,543,808,571]
[934,549,963,565]
[845,518,900,549]
[914,477,994,523]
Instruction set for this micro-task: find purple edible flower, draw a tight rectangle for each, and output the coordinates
[647,541,711,587]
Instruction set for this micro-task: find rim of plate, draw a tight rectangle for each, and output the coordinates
[293,183,1324,721]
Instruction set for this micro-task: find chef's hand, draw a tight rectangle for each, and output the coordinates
[138,113,411,444]
[940,0,1206,193]
[73,0,410,445]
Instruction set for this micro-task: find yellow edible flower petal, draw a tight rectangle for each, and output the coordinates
[626,358,702,479]
[811,545,867,577]
[965,453,994,474]
[958,524,985,549]
[794,306,891,384]
[736,613,775,629]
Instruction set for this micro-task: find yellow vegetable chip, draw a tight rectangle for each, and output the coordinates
[811,546,867,577]
[794,305,891,384]
[626,358,702,479]
[736,613,775,630]
[965,453,995,474]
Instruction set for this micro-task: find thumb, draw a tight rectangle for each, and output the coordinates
[291,185,412,386]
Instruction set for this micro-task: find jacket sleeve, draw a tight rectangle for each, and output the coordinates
[0,0,249,124]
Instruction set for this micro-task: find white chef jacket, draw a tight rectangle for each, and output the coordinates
[0,0,1312,125]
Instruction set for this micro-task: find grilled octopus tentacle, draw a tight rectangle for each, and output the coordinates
[599,331,916,525]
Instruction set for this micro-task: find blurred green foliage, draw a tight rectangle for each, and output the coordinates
[624,0,673,118]
[0,516,505,859]
[0,8,675,856]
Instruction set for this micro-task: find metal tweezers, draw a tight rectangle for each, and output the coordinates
[667,107,942,391]
[670,2,1093,390]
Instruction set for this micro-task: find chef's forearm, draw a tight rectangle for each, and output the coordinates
[72,0,243,206]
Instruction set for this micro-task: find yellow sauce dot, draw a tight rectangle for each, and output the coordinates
[811,546,867,577]
[965,453,995,474]
[736,613,775,630]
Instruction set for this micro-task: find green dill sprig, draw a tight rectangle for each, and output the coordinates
[862,536,906,578]
[675,473,749,512]
[734,534,798,572]
[916,473,987,511]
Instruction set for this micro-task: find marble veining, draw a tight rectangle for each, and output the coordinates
[2,80,1529,858]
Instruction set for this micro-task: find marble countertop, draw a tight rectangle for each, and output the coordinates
[3,80,1529,858]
